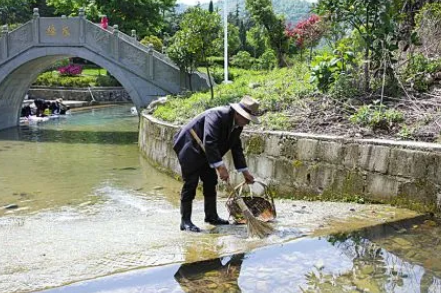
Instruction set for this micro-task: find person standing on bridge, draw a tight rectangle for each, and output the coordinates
[173,95,261,232]
[100,15,108,30]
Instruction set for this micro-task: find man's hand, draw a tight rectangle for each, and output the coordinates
[216,165,229,182]
[242,170,254,184]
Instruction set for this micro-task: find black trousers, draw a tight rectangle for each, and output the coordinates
[180,162,218,203]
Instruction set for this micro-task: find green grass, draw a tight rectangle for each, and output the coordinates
[33,70,120,87]
[82,68,108,76]
[153,63,315,129]
[44,68,108,76]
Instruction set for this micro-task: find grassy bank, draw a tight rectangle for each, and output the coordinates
[153,64,314,130]
[153,55,441,143]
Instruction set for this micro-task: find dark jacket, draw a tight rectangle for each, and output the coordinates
[173,106,247,174]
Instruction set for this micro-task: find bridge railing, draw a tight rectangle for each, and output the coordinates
[83,19,210,92]
[85,19,178,70]
[111,24,177,68]
[0,20,33,63]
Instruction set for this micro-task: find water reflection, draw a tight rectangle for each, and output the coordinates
[35,217,441,293]
[301,219,441,293]
[0,126,138,144]
[174,254,244,293]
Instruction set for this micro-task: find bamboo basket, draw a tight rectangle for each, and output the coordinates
[225,180,277,224]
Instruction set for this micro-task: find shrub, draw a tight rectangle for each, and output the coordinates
[58,64,83,76]
[34,72,94,87]
[258,50,277,70]
[140,35,163,51]
[349,103,404,129]
[260,112,291,130]
[231,51,255,69]
[206,56,224,66]
[404,53,441,91]
[310,44,356,93]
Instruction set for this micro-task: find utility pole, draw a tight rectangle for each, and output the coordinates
[223,0,229,83]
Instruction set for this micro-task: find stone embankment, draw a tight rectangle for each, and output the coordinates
[28,86,131,103]
[139,113,441,214]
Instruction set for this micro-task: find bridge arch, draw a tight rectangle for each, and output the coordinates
[0,10,209,130]
[0,47,154,129]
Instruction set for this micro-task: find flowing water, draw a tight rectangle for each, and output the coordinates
[0,105,440,293]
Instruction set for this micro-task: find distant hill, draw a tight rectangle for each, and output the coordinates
[176,0,312,25]
[175,3,190,14]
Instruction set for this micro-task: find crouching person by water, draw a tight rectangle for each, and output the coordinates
[56,98,69,115]
[173,95,261,232]
[33,98,46,117]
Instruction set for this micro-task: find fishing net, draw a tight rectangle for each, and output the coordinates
[225,180,277,224]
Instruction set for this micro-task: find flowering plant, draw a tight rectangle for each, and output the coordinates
[58,64,83,76]
[285,14,323,49]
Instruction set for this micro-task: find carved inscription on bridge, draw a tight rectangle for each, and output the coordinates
[39,18,79,44]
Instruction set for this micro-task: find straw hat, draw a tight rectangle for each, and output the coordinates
[230,95,261,124]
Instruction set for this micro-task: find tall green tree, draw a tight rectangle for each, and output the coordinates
[246,26,267,58]
[239,19,247,51]
[167,30,198,90]
[314,0,401,91]
[31,0,56,17]
[168,7,221,98]
[47,0,176,37]
[46,0,95,17]
[245,0,288,67]
[0,0,32,25]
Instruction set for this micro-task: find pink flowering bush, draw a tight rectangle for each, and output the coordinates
[58,64,83,76]
[285,14,323,50]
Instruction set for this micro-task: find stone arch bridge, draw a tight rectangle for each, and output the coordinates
[0,8,209,130]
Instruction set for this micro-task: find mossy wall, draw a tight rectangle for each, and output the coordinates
[139,113,441,214]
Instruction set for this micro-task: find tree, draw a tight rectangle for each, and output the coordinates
[168,7,221,98]
[245,0,288,67]
[208,0,214,13]
[239,20,247,51]
[167,30,198,91]
[285,14,326,63]
[0,0,32,25]
[140,35,163,51]
[46,0,96,17]
[31,0,56,17]
[314,0,400,91]
[246,26,267,58]
[47,0,176,38]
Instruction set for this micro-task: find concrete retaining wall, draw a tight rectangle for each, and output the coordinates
[139,113,441,213]
[28,86,131,102]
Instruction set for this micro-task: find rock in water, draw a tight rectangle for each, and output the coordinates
[4,204,19,210]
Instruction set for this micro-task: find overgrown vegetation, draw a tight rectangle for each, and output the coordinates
[152,0,441,143]
[153,65,313,126]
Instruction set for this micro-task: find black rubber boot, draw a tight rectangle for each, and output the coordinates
[204,197,229,225]
[180,201,200,232]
